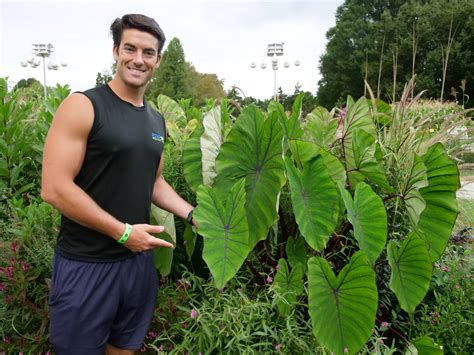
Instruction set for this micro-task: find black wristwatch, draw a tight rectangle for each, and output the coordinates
[186,209,194,225]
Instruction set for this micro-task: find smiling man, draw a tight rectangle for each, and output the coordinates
[41,14,195,354]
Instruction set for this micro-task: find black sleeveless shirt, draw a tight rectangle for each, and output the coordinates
[55,84,166,262]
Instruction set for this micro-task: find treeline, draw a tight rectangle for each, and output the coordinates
[317,0,473,107]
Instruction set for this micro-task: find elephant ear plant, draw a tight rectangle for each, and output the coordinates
[161,86,461,353]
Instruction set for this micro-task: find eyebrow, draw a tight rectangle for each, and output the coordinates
[122,43,157,54]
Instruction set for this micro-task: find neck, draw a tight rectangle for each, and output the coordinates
[108,77,146,107]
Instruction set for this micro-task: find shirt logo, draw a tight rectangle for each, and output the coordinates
[151,132,164,143]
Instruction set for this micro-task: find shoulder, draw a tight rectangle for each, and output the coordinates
[52,92,94,135]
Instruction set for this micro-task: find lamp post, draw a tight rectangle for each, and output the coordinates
[21,43,67,97]
[250,43,300,100]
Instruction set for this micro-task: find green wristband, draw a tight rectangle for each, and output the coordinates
[117,223,132,244]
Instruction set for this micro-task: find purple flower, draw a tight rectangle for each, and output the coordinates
[441,265,450,272]
[6,266,13,278]
[159,344,164,351]
[266,276,273,283]
[191,309,198,319]
[22,263,29,272]
[11,242,18,253]
[0,283,5,292]
[340,109,347,119]
[3,336,10,344]
[147,331,157,339]
[275,264,281,271]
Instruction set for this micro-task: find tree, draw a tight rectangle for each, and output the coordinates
[186,63,225,105]
[14,77,42,90]
[317,0,474,108]
[147,37,190,101]
[95,63,116,87]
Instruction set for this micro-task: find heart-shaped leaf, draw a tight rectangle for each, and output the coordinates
[183,123,204,192]
[215,106,285,248]
[387,232,432,314]
[273,259,304,316]
[194,179,249,289]
[285,155,339,251]
[151,205,177,276]
[338,182,387,266]
[201,106,223,186]
[416,143,460,261]
[308,251,378,354]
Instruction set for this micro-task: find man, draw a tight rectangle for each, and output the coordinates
[41,14,194,354]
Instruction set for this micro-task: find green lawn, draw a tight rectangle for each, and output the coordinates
[455,198,474,232]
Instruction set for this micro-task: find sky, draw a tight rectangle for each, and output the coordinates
[0,0,343,100]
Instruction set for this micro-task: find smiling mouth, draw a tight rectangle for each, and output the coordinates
[128,67,146,74]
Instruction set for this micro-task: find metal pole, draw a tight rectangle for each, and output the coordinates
[273,68,277,101]
[42,56,47,98]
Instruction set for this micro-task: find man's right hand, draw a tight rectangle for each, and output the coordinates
[123,224,174,252]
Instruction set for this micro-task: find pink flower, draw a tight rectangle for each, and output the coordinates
[377,338,384,345]
[159,344,164,351]
[6,266,13,278]
[11,242,18,253]
[0,283,5,292]
[455,284,460,289]
[381,321,389,329]
[22,263,29,272]
[266,276,273,283]
[191,309,198,319]
[275,264,281,271]
[441,265,450,272]
[147,331,157,339]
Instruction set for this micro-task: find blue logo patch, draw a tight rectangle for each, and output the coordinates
[151,132,164,143]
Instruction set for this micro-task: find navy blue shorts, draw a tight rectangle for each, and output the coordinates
[49,252,158,354]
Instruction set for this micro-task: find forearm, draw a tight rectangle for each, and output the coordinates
[152,176,194,219]
[41,181,124,240]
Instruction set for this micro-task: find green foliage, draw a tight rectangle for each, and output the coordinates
[318,0,474,108]
[308,251,378,354]
[194,179,249,289]
[148,37,191,102]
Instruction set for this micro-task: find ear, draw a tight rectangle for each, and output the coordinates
[154,55,161,69]
[113,45,119,61]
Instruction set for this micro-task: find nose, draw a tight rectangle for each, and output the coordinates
[132,51,145,66]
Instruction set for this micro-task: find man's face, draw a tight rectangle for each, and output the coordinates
[113,28,161,89]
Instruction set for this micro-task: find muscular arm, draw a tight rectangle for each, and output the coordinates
[41,94,172,251]
[152,157,195,222]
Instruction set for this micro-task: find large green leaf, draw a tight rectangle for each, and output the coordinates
[286,236,307,272]
[416,143,460,261]
[407,337,444,354]
[304,106,338,149]
[289,140,346,185]
[201,106,223,186]
[348,129,393,191]
[182,123,204,192]
[268,99,303,141]
[273,259,304,316]
[193,179,249,289]
[308,251,378,354]
[339,182,387,266]
[156,94,186,125]
[215,106,285,248]
[402,154,428,225]
[387,232,432,314]
[151,205,177,276]
[285,156,339,251]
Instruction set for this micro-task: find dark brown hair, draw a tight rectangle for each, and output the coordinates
[110,14,166,54]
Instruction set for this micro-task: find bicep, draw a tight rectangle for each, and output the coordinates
[42,94,94,185]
